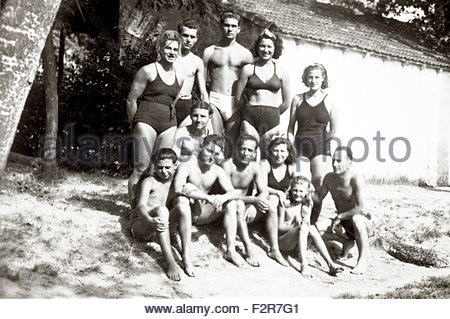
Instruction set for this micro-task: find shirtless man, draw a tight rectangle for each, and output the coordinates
[174,19,209,126]
[169,135,243,276]
[203,10,253,140]
[316,146,372,274]
[173,101,213,162]
[220,135,269,266]
[129,148,183,281]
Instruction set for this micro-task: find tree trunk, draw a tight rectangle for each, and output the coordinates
[42,27,59,168]
[0,0,62,171]
[58,27,65,89]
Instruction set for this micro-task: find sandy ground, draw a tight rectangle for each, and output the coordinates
[0,163,449,298]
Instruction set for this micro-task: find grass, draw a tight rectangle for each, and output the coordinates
[336,275,450,299]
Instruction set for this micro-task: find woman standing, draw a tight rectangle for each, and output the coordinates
[235,29,290,142]
[126,30,184,207]
[287,63,338,223]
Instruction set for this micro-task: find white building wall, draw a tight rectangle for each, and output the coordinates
[277,36,449,184]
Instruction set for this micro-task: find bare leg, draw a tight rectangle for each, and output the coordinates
[222,200,246,267]
[309,155,331,225]
[298,222,312,278]
[267,195,288,266]
[155,207,182,281]
[236,201,259,267]
[210,104,224,136]
[128,123,157,207]
[309,225,343,276]
[158,126,177,149]
[350,215,369,274]
[170,197,195,277]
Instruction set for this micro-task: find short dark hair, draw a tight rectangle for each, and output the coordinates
[191,101,213,116]
[334,146,353,161]
[202,134,225,151]
[220,10,241,25]
[252,29,283,59]
[155,148,178,164]
[302,63,329,89]
[268,137,296,165]
[178,19,198,34]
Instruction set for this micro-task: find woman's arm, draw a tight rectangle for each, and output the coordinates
[126,65,153,127]
[325,94,338,139]
[278,63,291,114]
[287,94,301,141]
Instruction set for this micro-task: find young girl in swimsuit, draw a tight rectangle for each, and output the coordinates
[235,29,291,142]
[287,63,338,223]
[278,176,344,277]
[126,30,185,207]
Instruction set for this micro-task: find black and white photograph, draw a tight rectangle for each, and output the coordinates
[1,0,449,317]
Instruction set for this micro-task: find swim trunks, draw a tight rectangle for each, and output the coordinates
[295,94,331,159]
[209,91,236,121]
[134,65,179,134]
[340,214,374,240]
[242,104,280,136]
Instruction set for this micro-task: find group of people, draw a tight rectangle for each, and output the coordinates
[125,11,373,281]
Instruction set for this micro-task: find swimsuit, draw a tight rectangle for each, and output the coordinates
[174,98,193,125]
[295,94,331,159]
[267,165,291,192]
[133,65,180,134]
[242,63,282,135]
[209,91,236,121]
[246,62,282,92]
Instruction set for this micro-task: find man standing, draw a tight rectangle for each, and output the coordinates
[316,146,372,274]
[174,19,209,126]
[203,10,253,140]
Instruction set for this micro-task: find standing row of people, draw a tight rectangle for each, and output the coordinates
[125,10,372,281]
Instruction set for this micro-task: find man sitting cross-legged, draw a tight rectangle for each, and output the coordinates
[129,148,183,281]
[315,146,373,274]
[169,135,244,277]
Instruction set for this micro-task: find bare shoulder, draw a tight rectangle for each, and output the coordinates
[203,45,215,58]
[350,171,365,187]
[322,172,335,186]
[260,160,271,173]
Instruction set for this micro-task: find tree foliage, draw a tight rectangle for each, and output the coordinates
[330,0,449,53]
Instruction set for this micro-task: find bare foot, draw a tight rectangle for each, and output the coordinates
[183,262,196,277]
[166,262,182,281]
[300,265,313,278]
[224,250,246,268]
[245,246,260,267]
[339,239,355,259]
[351,263,366,275]
[328,264,344,277]
[268,249,288,266]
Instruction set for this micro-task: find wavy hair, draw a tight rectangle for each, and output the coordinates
[302,63,329,89]
[252,29,283,59]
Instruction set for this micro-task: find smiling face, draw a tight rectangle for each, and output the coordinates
[180,26,198,51]
[199,142,222,166]
[190,108,210,132]
[290,181,309,203]
[306,68,324,91]
[257,37,275,61]
[154,158,176,181]
[270,143,289,164]
[221,17,240,40]
[161,40,179,63]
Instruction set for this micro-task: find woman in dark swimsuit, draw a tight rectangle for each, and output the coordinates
[235,29,291,142]
[261,137,297,242]
[126,30,184,206]
[287,63,338,223]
